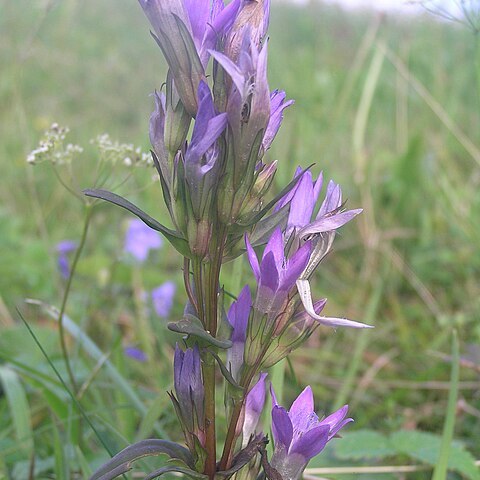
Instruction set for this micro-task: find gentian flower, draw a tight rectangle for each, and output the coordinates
[241,372,267,447]
[173,344,205,447]
[56,240,77,279]
[152,281,176,318]
[211,34,271,223]
[184,80,227,219]
[276,169,371,329]
[245,228,311,319]
[124,346,148,362]
[138,0,241,115]
[271,386,352,480]
[226,285,252,380]
[124,218,163,263]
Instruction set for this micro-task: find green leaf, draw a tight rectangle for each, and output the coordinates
[83,188,191,257]
[234,164,313,230]
[29,300,170,438]
[52,416,69,480]
[390,430,480,480]
[168,314,232,349]
[334,430,396,460]
[89,439,195,480]
[250,202,290,247]
[209,349,243,391]
[0,366,34,456]
[432,330,460,480]
[144,465,207,480]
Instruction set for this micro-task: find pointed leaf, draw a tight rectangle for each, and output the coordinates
[168,314,232,349]
[217,436,268,477]
[234,165,314,230]
[209,349,243,391]
[89,439,194,480]
[83,188,191,257]
[250,202,290,247]
[144,465,207,480]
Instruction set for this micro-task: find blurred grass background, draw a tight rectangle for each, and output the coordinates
[1,0,479,478]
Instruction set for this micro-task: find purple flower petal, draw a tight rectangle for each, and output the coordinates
[152,281,176,318]
[242,372,267,446]
[227,285,251,343]
[245,235,261,281]
[124,346,148,362]
[259,252,280,292]
[288,386,314,429]
[124,218,163,262]
[299,209,363,238]
[289,424,330,460]
[263,89,294,152]
[271,405,293,451]
[262,228,284,267]
[280,241,311,293]
[56,240,78,254]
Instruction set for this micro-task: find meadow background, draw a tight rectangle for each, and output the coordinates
[1,0,479,478]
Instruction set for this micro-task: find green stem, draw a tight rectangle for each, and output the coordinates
[58,204,93,392]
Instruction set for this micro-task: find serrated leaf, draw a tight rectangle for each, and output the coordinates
[390,430,480,480]
[89,439,194,480]
[334,430,396,460]
[83,188,191,257]
[168,314,232,349]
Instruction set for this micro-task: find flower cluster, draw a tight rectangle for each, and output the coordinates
[27,123,83,165]
[88,1,371,480]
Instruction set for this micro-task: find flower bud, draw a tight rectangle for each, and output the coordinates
[225,0,270,63]
[164,71,191,160]
[139,0,204,116]
[237,161,277,224]
[187,217,212,259]
[173,344,205,446]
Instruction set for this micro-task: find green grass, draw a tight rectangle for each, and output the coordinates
[1,0,480,478]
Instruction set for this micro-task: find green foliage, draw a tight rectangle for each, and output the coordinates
[1,0,480,477]
[335,430,396,459]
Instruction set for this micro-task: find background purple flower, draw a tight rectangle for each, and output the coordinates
[124,346,148,362]
[124,218,163,262]
[56,240,78,279]
[152,281,176,318]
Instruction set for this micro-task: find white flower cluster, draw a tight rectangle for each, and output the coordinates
[27,123,83,165]
[91,133,152,167]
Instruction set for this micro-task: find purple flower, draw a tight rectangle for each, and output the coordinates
[245,228,311,318]
[184,80,227,217]
[275,170,371,329]
[227,285,252,380]
[152,281,176,318]
[124,218,163,263]
[56,240,77,279]
[173,344,205,445]
[124,346,148,362]
[242,372,267,447]
[210,37,270,185]
[138,0,241,114]
[271,386,352,480]
[262,90,294,153]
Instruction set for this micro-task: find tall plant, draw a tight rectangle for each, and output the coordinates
[87,1,371,479]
